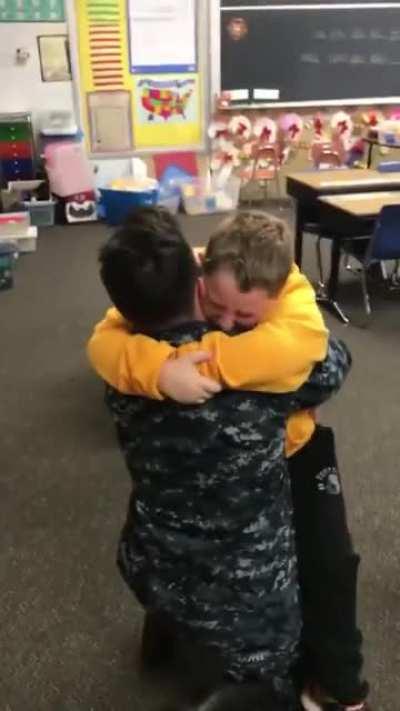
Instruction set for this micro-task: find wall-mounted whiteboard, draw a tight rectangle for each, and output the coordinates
[128,0,196,73]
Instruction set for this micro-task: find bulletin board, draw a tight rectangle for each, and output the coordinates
[0,0,65,22]
[74,0,203,153]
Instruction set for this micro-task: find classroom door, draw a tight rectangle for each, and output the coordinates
[88,91,132,153]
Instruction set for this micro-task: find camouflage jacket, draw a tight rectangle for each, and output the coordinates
[106,321,351,687]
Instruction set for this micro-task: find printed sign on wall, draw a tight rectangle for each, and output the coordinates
[128,0,196,73]
[0,0,65,22]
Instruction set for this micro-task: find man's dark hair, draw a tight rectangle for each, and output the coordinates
[99,207,198,330]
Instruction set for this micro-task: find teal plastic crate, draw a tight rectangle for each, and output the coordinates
[23,200,55,227]
[0,242,18,291]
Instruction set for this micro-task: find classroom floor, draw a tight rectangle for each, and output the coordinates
[1,211,399,711]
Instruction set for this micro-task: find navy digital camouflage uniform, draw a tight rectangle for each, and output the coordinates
[106,321,351,707]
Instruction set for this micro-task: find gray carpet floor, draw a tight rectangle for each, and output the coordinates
[1,212,399,710]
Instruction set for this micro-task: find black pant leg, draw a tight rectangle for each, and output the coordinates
[289,425,368,704]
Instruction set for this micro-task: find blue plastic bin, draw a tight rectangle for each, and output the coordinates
[99,187,159,225]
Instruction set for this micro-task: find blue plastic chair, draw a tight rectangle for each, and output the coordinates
[343,204,400,316]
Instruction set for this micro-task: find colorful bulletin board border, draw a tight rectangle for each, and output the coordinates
[133,75,201,148]
[76,0,129,94]
[0,0,65,22]
[74,0,202,151]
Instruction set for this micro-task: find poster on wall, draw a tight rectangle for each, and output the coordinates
[128,0,196,73]
[0,0,65,22]
[133,75,201,148]
[38,35,71,82]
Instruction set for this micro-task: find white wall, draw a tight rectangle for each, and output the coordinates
[0,22,74,125]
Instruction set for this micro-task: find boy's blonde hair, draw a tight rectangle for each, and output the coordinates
[203,211,293,296]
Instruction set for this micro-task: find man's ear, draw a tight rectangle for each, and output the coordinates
[195,277,206,319]
[193,246,205,265]
[197,276,206,302]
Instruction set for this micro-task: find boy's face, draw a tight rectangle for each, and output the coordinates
[200,268,277,331]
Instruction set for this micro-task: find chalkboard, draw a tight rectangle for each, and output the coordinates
[220,1,400,104]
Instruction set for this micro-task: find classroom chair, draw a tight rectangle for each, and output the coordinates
[310,141,344,170]
[250,142,281,199]
[342,204,400,317]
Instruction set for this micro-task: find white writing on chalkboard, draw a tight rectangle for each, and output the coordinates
[313,26,400,40]
[301,53,397,65]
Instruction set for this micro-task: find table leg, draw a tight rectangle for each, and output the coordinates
[367,142,373,169]
[295,203,304,267]
[317,238,349,324]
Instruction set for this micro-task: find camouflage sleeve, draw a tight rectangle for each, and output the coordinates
[284,336,352,413]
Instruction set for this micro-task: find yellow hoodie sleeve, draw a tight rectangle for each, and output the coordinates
[87,307,174,398]
[87,265,328,397]
[184,266,328,392]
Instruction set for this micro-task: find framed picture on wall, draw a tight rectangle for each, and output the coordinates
[37,35,71,82]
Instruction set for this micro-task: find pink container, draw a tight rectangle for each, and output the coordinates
[44,142,94,197]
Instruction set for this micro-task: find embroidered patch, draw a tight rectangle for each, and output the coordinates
[316,467,341,495]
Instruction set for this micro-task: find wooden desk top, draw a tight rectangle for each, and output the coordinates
[319,191,400,218]
[287,169,400,191]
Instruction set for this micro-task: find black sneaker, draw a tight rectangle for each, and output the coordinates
[301,686,371,711]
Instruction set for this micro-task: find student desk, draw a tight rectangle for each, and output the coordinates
[363,136,400,169]
[286,169,400,266]
[317,190,400,322]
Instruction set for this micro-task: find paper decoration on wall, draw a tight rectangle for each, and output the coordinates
[279,113,303,142]
[208,120,229,141]
[330,111,353,138]
[86,0,124,89]
[313,112,326,139]
[253,117,277,143]
[133,74,201,148]
[227,17,248,41]
[228,116,252,140]
[0,0,64,22]
[137,78,196,124]
[361,109,384,127]
[88,91,132,153]
[38,35,71,82]
[128,0,196,74]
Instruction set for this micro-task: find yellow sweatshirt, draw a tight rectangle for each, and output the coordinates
[87,265,328,456]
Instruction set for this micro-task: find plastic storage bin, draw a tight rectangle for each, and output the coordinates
[0,242,18,291]
[0,227,38,253]
[99,186,159,225]
[158,185,180,214]
[23,200,55,227]
[182,176,240,216]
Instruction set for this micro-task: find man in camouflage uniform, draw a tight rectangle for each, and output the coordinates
[96,210,351,709]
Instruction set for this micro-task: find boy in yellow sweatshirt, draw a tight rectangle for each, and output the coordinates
[88,212,328,456]
[87,208,369,711]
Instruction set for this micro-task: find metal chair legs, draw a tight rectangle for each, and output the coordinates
[360,267,372,317]
[315,237,326,294]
